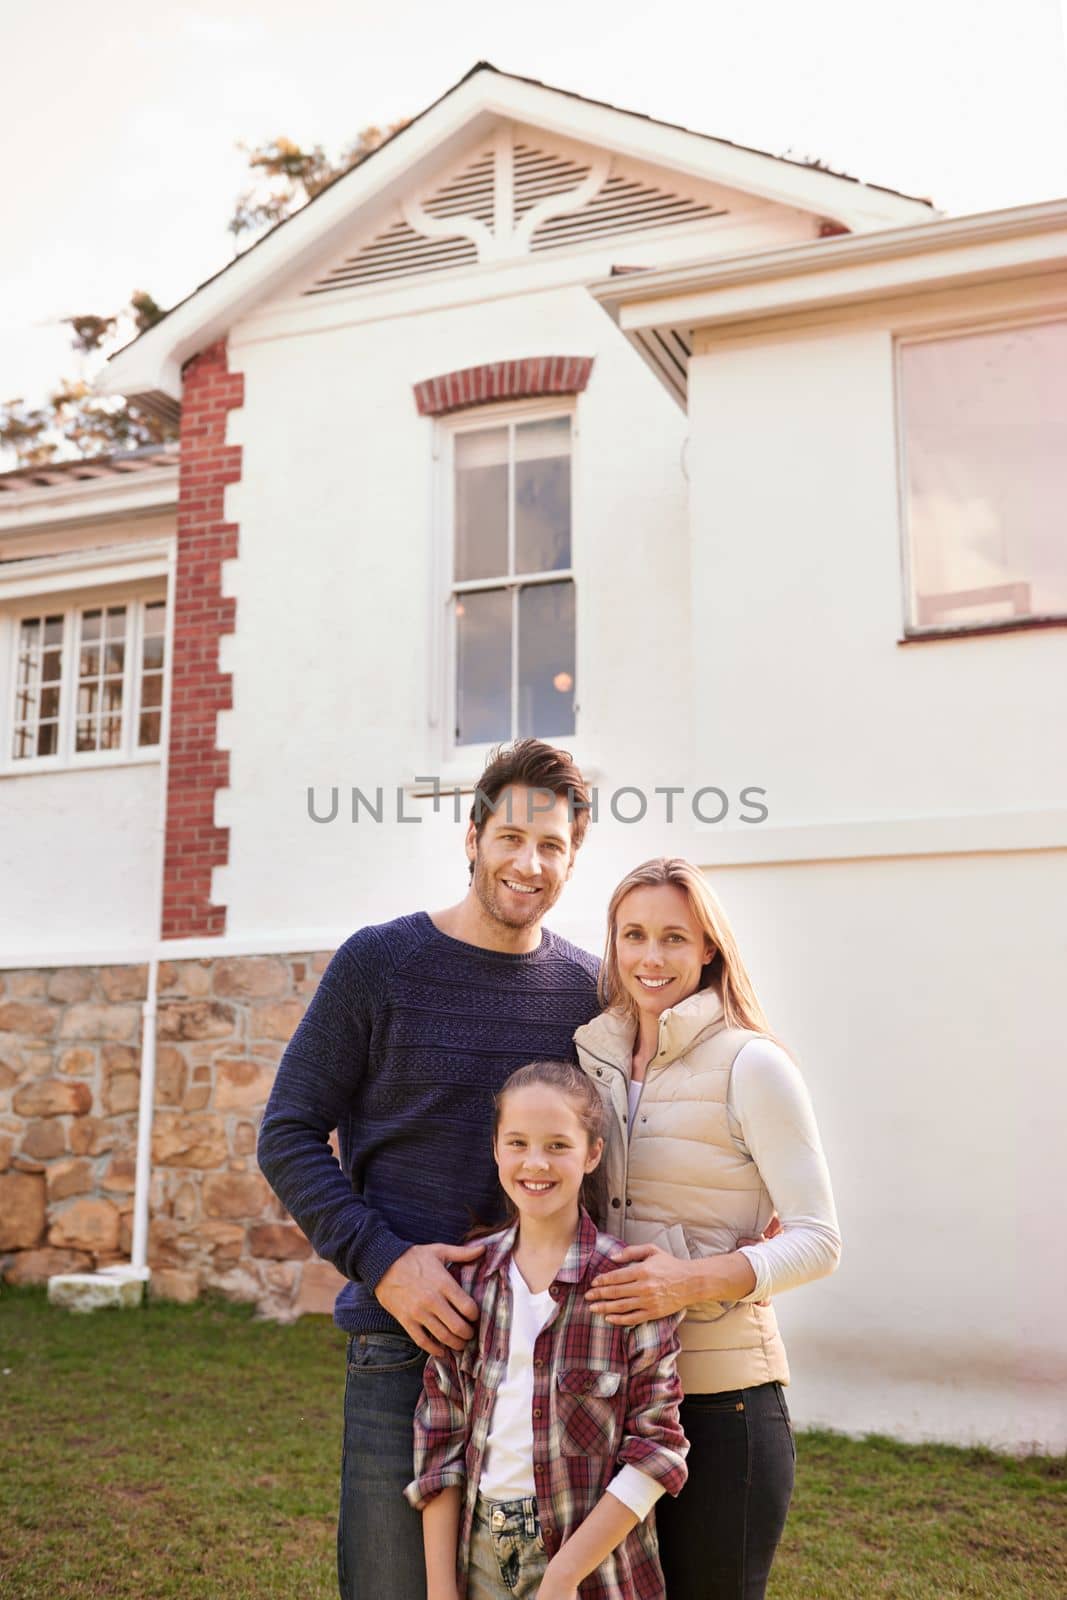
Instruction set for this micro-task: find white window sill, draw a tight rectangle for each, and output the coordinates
[1,750,162,779]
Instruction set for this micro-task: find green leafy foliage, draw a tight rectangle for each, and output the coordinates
[227,123,409,242]
[2,120,407,468]
[0,290,179,468]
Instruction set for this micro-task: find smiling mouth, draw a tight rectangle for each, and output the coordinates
[636,976,673,989]
[518,1180,556,1193]
[502,879,540,896]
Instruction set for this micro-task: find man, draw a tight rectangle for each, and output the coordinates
[258,740,600,1600]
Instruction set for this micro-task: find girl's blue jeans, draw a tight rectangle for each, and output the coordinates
[467,1494,548,1599]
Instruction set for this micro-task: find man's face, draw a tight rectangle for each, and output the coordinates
[466,784,575,930]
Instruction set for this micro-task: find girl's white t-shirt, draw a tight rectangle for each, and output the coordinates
[478,1258,663,1520]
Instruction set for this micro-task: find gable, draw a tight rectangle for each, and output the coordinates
[304,124,736,296]
[99,63,935,413]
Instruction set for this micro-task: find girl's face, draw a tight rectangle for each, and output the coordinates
[615,882,714,1022]
[494,1084,603,1228]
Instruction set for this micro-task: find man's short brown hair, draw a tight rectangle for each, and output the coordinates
[469,740,592,864]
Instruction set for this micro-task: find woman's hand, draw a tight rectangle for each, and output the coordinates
[584,1243,692,1324]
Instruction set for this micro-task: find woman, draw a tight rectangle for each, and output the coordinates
[574,858,841,1600]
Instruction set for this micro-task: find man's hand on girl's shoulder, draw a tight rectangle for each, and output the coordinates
[374,1240,484,1357]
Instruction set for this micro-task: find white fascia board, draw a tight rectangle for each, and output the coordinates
[0,537,173,600]
[474,77,935,229]
[99,69,934,403]
[98,79,510,401]
[592,198,1067,336]
[0,468,178,536]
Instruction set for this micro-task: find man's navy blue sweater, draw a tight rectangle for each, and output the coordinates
[258,912,601,1332]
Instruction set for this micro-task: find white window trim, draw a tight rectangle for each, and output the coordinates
[0,578,169,776]
[429,395,583,779]
[895,310,1067,639]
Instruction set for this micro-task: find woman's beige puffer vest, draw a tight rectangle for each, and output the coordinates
[574,987,789,1396]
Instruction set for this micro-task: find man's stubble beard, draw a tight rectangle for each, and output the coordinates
[470,850,561,931]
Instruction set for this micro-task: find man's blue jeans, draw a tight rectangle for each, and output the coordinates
[338,1331,430,1600]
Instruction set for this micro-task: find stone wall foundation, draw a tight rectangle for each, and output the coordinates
[0,953,344,1321]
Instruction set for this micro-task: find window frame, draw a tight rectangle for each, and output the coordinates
[436,395,579,762]
[1,583,169,775]
[895,311,1067,641]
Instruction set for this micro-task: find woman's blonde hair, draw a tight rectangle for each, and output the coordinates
[599,856,774,1035]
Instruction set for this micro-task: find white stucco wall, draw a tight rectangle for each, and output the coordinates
[703,850,1067,1452]
[0,763,162,960]
[220,281,697,940]
[678,299,1067,1450]
[685,318,1066,828]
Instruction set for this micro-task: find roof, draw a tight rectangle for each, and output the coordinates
[99,62,936,414]
[589,196,1067,407]
[0,444,178,496]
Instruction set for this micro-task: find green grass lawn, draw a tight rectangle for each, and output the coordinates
[1,1288,1063,1598]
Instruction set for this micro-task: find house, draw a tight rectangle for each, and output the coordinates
[1,63,1062,1449]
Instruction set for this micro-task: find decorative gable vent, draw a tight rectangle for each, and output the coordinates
[513,143,594,219]
[529,172,721,251]
[307,219,478,292]
[423,148,496,225]
[305,128,730,296]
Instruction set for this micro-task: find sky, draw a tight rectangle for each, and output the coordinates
[2,0,1066,418]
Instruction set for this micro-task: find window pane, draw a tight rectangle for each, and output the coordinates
[76,719,97,752]
[81,610,101,641]
[80,642,100,677]
[515,418,571,574]
[101,715,122,750]
[455,587,511,745]
[901,320,1067,626]
[104,679,124,713]
[517,581,575,739]
[137,598,167,746]
[105,606,126,638]
[79,683,98,719]
[455,428,508,581]
[13,615,63,761]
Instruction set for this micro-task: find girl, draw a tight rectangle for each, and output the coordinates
[405,1059,689,1600]
[575,858,842,1600]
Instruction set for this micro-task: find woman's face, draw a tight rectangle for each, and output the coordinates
[614,882,713,1022]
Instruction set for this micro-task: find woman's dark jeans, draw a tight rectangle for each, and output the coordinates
[656,1381,796,1600]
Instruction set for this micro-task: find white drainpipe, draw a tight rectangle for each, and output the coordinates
[52,539,177,1308]
[129,955,159,1275]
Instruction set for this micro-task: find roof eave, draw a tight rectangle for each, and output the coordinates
[590,196,1067,408]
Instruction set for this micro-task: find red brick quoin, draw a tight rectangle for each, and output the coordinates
[413,357,594,417]
[163,340,243,939]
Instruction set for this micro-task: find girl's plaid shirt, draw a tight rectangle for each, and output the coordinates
[405,1211,689,1600]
